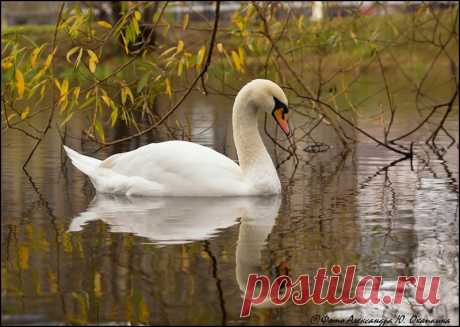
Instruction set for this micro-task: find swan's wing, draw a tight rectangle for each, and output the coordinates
[98,141,249,196]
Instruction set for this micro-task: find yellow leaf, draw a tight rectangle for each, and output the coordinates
[217,43,224,53]
[40,84,47,100]
[16,69,25,99]
[121,87,127,105]
[238,47,245,66]
[19,245,29,270]
[134,11,142,21]
[73,86,80,100]
[7,112,17,121]
[61,79,69,95]
[153,74,162,82]
[97,20,112,29]
[120,33,129,55]
[125,87,134,104]
[30,45,45,68]
[101,95,112,107]
[43,47,57,71]
[94,120,105,142]
[48,271,58,294]
[132,18,140,36]
[165,78,172,97]
[245,3,255,19]
[231,50,242,72]
[66,46,80,64]
[138,296,150,323]
[94,272,102,297]
[196,46,206,68]
[75,48,83,69]
[110,106,118,127]
[87,49,99,63]
[89,59,97,73]
[182,14,190,31]
[63,232,73,253]
[2,61,13,69]
[177,40,184,54]
[21,106,30,120]
[59,79,69,104]
[59,99,68,112]
[177,58,184,77]
[31,69,45,83]
[54,78,62,92]
[60,111,74,127]
[297,15,305,30]
[160,46,177,57]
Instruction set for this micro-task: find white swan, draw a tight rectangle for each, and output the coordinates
[64,79,289,196]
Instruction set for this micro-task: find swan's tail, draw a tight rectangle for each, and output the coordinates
[63,145,101,177]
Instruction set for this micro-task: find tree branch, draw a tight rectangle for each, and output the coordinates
[90,0,221,149]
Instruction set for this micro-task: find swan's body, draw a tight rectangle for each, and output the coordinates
[64,79,289,197]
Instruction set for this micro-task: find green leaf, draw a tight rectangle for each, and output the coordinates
[137,73,150,93]
[94,120,105,142]
[60,111,74,127]
[79,97,96,110]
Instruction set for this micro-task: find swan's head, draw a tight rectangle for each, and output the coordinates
[240,79,290,135]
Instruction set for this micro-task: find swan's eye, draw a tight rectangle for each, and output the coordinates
[273,96,288,114]
[272,97,290,135]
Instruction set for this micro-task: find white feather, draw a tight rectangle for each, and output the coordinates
[63,79,287,196]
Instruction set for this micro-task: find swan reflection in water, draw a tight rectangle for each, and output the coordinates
[69,195,283,307]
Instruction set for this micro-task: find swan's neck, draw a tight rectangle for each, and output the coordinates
[232,93,280,193]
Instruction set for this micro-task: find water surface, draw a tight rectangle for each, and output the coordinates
[1,89,458,325]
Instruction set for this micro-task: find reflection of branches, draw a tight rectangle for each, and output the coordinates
[23,169,58,221]
[425,88,458,147]
[202,241,227,326]
[427,143,459,194]
[359,156,412,190]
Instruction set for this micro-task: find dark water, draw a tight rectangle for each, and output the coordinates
[1,91,459,325]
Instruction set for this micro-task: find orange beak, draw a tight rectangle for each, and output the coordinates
[273,107,289,135]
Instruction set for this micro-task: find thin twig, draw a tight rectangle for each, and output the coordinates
[23,2,65,170]
[296,93,411,157]
[376,50,396,143]
[3,98,41,140]
[390,88,458,143]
